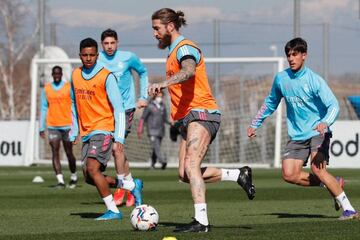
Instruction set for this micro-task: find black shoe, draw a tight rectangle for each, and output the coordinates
[54,183,65,189]
[173,218,210,233]
[161,162,167,170]
[68,179,77,189]
[237,166,255,200]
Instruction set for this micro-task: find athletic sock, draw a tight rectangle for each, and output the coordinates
[221,169,240,181]
[336,192,356,212]
[194,203,209,226]
[56,174,65,184]
[103,195,120,213]
[124,173,133,181]
[117,174,125,181]
[116,174,125,188]
[120,173,135,191]
[70,173,77,181]
[122,180,135,191]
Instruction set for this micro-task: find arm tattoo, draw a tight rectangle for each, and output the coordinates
[166,58,196,87]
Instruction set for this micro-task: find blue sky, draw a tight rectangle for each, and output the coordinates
[42,0,360,75]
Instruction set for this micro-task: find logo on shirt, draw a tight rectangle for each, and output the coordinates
[117,62,124,69]
[75,88,95,100]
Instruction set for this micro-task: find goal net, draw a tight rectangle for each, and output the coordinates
[27,57,286,168]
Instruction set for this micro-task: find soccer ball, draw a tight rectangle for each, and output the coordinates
[130,204,159,231]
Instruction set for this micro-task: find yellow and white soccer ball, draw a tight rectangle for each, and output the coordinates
[130,204,159,231]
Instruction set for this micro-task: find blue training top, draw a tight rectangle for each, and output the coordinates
[250,66,339,141]
[98,50,148,110]
[69,62,126,144]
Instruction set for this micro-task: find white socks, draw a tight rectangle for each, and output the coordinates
[117,173,135,191]
[103,195,120,213]
[70,173,77,181]
[57,173,77,183]
[194,203,209,226]
[336,192,355,212]
[221,169,240,181]
[56,174,65,184]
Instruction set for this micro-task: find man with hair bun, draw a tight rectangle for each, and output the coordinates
[150,8,256,232]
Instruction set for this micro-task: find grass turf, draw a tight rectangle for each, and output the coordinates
[0,166,359,240]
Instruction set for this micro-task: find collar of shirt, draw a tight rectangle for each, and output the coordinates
[289,66,307,79]
[101,50,117,60]
[51,80,65,90]
[168,35,185,55]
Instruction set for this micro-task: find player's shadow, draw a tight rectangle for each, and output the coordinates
[70,212,103,219]
[158,222,188,228]
[268,212,336,219]
[80,201,104,205]
[159,222,252,230]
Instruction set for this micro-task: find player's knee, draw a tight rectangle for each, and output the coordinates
[85,165,98,177]
[282,171,299,184]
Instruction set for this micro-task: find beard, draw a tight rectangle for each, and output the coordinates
[157,33,171,49]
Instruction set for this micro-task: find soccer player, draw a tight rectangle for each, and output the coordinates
[40,66,77,189]
[248,37,358,220]
[137,91,170,170]
[69,38,141,221]
[150,8,256,232]
[98,29,146,207]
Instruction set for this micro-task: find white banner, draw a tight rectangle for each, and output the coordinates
[0,121,29,166]
[329,120,360,168]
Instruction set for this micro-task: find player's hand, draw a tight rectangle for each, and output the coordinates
[72,136,79,145]
[39,131,45,139]
[148,82,166,97]
[247,127,257,138]
[136,99,148,109]
[314,122,328,136]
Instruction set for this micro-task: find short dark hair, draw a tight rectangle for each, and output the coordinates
[79,38,98,52]
[152,8,187,30]
[52,65,62,73]
[285,37,307,55]
[101,28,118,42]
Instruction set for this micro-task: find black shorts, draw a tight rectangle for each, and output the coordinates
[125,108,136,138]
[179,110,221,143]
[48,129,71,142]
[283,133,332,166]
[81,134,113,171]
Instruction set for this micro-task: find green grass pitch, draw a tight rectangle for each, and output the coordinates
[0,166,359,240]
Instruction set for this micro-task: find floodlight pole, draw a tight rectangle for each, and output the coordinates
[39,0,45,58]
[213,19,220,164]
[294,0,301,37]
[323,22,329,81]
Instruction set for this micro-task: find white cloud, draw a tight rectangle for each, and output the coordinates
[52,8,143,29]
[302,0,351,22]
[175,6,222,23]
[51,1,356,30]
[52,6,224,30]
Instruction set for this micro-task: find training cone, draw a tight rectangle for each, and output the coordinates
[32,176,44,183]
[162,237,177,240]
